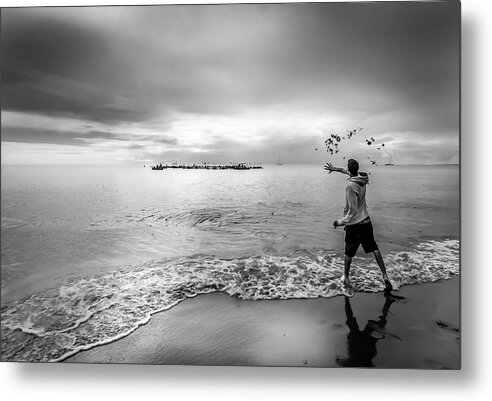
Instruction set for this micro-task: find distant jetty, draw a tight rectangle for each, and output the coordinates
[151,162,263,170]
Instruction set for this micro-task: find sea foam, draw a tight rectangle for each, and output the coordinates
[1,238,459,362]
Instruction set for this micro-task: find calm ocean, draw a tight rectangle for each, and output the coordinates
[0,164,459,361]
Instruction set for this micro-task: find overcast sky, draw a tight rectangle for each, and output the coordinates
[1,2,460,165]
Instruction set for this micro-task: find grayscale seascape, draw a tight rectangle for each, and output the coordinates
[1,2,460,367]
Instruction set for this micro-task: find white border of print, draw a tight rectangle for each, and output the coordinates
[1,1,490,401]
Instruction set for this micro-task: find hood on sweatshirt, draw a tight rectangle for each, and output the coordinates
[348,172,369,187]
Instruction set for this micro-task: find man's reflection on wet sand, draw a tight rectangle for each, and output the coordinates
[336,294,402,367]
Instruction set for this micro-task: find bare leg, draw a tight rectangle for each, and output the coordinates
[373,250,392,291]
[344,254,353,287]
[373,250,388,279]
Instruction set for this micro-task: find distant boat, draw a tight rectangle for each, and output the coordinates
[385,154,394,166]
[276,156,283,165]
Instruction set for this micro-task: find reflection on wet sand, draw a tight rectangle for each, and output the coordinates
[336,294,403,367]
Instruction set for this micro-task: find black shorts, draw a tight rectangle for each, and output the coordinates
[344,220,379,257]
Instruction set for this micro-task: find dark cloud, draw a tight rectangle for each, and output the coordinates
[1,16,104,76]
[125,143,145,150]
[0,125,179,153]
[139,135,178,145]
[1,69,150,123]
[0,126,120,146]
[1,11,157,123]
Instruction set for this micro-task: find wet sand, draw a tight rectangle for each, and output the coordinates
[67,277,460,369]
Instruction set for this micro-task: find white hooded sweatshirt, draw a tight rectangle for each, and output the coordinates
[340,171,370,226]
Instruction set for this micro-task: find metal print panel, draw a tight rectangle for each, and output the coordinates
[0,1,460,368]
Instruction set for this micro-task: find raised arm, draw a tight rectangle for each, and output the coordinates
[324,162,348,175]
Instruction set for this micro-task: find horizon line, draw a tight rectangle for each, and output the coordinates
[0,162,460,167]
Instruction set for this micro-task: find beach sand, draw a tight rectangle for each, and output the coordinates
[66,277,460,369]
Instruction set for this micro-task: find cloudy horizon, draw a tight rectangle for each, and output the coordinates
[1,2,460,166]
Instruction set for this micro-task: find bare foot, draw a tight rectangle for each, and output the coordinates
[342,275,353,287]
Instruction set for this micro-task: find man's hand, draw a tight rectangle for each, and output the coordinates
[325,163,348,175]
[324,162,336,173]
[333,219,343,228]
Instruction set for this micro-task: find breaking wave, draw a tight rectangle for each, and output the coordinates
[1,239,459,362]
